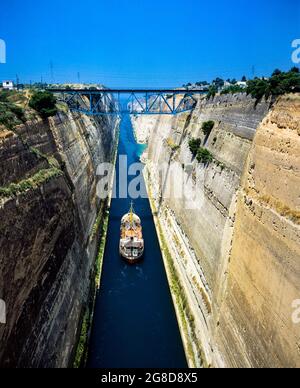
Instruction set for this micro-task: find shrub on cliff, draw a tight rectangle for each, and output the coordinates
[246,68,300,101]
[0,167,63,198]
[0,108,15,129]
[9,104,25,122]
[202,121,215,136]
[166,137,180,152]
[29,91,57,118]
[221,85,245,95]
[189,138,201,157]
[0,103,25,130]
[0,90,9,102]
[196,147,213,165]
[206,85,218,100]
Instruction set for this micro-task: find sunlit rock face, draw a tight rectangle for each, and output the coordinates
[216,95,300,368]
[0,110,118,367]
[133,93,300,368]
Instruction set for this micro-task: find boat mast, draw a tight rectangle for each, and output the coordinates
[129,201,134,226]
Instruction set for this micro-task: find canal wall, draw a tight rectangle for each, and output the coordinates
[132,93,300,368]
[0,101,119,367]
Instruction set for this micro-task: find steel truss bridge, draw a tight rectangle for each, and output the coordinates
[48,88,207,116]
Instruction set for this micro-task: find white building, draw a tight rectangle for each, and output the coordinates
[237,81,247,88]
[2,80,14,90]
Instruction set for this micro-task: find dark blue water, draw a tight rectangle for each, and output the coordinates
[87,115,187,368]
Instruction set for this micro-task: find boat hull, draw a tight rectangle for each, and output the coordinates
[119,248,144,264]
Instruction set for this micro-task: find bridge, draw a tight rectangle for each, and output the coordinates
[48,88,207,115]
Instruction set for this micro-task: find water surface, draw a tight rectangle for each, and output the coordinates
[87,115,187,368]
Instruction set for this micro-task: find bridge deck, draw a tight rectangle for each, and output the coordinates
[48,88,207,115]
[48,88,207,94]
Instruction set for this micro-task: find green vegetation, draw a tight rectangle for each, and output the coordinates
[189,129,214,165]
[185,68,299,102]
[0,105,17,129]
[0,92,26,130]
[195,81,209,87]
[29,146,60,169]
[182,82,192,89]
[91,202,105,240]
[29,91,58,118]
[0,90,10,102]
[215,160,226,171]
[246,67,300,101]
[196,147,213,164]
[73,310,89,369]
[206,85,218,100]
[188,138,201,157]
[221,84,245,95]
[167,137,180,152]
[212,77,225,89]
[95,208,110,286]
[74,202,110,368]
[0,167,63,198]
[202,120,215,136]
[188,134,222,168]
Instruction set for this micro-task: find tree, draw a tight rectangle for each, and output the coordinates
[189,138,201,157]
[196,81,209,86]
[213,77,225,88]
[29,91,57,118]
[272,69,282,76]
[0,90,9,102]
[242,76,247,82]
[196,148,213,164]
[246,78,271,100]
[206,85,218,100]
[221,85,245,95]
[202,121,215,136]
[246,68,300,101]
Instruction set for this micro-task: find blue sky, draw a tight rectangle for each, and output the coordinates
[0,0,299,87]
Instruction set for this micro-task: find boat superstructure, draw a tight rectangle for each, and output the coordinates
[119,202,144,263]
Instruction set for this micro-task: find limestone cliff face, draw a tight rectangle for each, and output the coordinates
[215,95,300,368]
[132,93,299,367]
[0,110,118,367]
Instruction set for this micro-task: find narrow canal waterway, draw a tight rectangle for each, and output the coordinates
[87,115,187,368]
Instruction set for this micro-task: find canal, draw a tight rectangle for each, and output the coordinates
[87,115,187,368]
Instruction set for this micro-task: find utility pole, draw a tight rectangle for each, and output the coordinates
[16,74,19,89]
[77,72,81,84]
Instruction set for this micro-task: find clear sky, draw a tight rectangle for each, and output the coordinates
[0,0,299,87]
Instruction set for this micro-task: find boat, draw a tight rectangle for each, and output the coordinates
[119,202,144,263]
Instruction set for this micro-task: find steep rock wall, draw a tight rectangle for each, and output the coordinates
[132,93,293,367]
[215,94,300,368]
[0,109,119,367]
